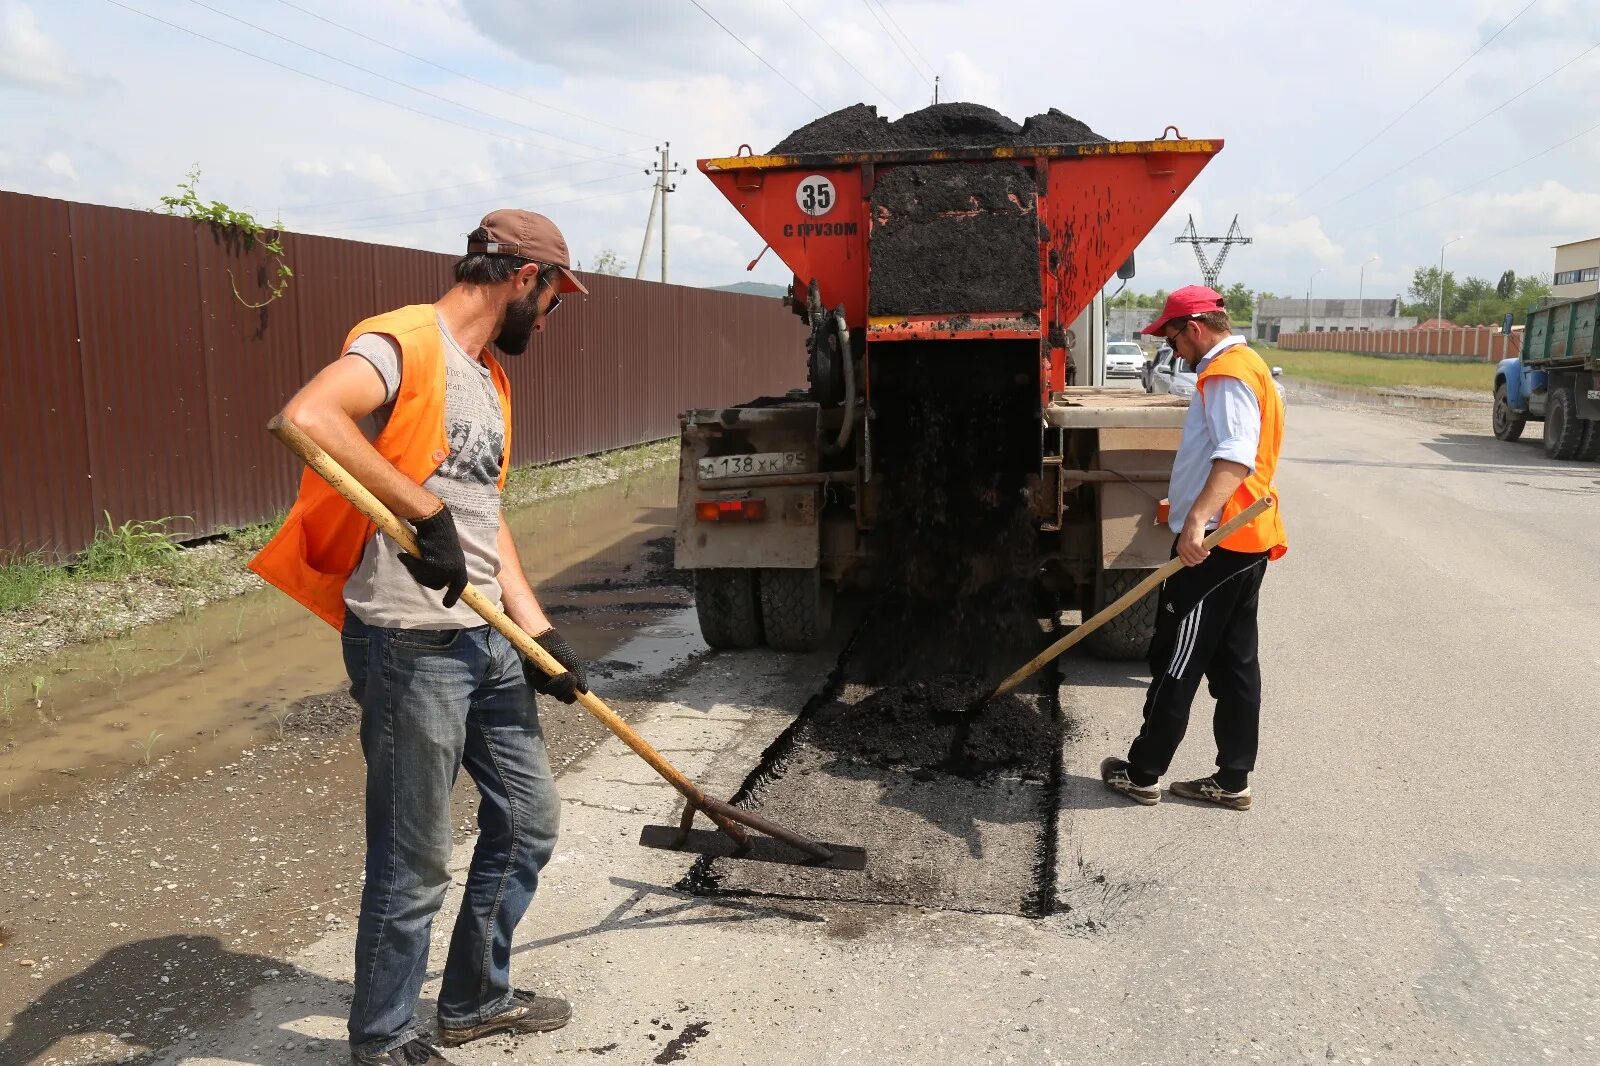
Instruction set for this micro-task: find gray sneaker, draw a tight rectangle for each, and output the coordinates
[351,1038,457,1065]
[1169,775,1252,811]
[437,990,572,1046]
[1100,757,1160,805]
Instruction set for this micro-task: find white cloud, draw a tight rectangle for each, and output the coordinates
[2,0,1592,300]
[0,1,92,93]
[41,150,76,181]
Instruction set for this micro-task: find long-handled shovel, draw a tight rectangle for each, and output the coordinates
[268,416,866,872]
[971,495,1275,711]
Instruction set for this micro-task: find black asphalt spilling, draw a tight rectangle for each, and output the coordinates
[685,347,1065,916]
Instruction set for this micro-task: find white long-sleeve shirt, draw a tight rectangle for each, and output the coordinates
[1166,335,1261,534]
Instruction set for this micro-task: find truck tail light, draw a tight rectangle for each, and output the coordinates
[695,497,768,522]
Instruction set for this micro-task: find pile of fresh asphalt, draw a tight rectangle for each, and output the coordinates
[778,102,1103,317]
[696,343,1064,916]
[771,101,1107,154]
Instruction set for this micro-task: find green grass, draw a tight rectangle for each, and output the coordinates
[0,552,62,613]
[226,512,285,552]
[77,512,184,580]
[1269,349,1495,393]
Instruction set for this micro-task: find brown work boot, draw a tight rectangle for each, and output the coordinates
[436,990,572,1046]
[1100,757,1160,805]
[1168,775,1252,811]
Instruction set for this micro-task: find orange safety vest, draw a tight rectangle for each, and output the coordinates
[249,305,514,629]
[1195,344,1287,560]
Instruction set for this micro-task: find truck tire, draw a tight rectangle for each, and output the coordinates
[758,567,829,652]
[1492,382,1525,442]
[694,569,762,650]
[1086,568,1159,661]
[1579,418,1600,463]
[1543,387,1583,460]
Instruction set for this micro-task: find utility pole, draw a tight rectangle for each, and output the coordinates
[643,143,686,283]
[634,179,660,281]
[933,75,939,105]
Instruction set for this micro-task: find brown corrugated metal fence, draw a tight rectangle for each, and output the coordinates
[0,190,806,558]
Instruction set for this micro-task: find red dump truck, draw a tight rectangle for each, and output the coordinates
[675,131,1222,656]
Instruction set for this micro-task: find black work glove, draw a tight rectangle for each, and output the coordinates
[525,628,589,705]
[397,502,469,608]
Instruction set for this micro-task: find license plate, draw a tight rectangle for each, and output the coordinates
[697,451,808,480]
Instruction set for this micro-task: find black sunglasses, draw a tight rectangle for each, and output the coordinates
[526,262,562,317]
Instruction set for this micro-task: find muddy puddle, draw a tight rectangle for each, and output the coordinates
[0,466,698,811]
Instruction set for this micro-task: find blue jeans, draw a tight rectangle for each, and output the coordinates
[341,613,561,1055]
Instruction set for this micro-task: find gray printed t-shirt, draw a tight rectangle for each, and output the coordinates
[342,314,505,629]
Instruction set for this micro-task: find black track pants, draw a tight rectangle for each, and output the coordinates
[1127,545,1270,780]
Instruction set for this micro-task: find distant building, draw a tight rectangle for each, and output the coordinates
[1252,298,1415,344]
[1415,318,1459,330]
[1552,237,1600,299]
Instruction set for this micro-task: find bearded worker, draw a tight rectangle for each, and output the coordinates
[252,210,590,1065]
[1100,285,1287,812]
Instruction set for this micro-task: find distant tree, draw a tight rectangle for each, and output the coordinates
[588,249,627,276]
[1512,273,1552,319]
[1405,266,1456,320]
[1451,275,1497,323]
[1224,281,1254,323]
[1496,270,1516,299]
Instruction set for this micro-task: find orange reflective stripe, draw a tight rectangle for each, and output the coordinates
[1196,345,1287,560]
[249,305,514,627]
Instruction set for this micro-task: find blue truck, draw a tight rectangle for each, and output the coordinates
[1494,293,1600,460]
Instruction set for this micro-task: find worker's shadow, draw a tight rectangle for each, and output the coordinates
[0,934,349,1065]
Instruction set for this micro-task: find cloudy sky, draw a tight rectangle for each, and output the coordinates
[2,0,1595,302]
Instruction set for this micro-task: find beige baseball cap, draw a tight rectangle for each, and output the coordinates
[468,209,589,294]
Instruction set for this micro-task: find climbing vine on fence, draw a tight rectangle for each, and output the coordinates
[157,167,293,309]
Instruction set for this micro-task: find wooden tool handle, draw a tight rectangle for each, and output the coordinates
[267,415,748,845]
[986,495,1274,703]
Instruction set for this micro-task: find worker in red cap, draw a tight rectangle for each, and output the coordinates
[1100,284,1287,812]
[253,210,589,1064]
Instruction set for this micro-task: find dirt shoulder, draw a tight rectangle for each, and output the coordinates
[0,442,675,674]
[0,522,698,1065]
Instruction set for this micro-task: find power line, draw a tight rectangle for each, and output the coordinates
[779,0,906,109]
[326,185,643,234]
[859,0,933,89]
[1273,0,1540,216]
[1317,39,1599,215]
[320,170,641,229]
[865,0,936,82]
[289,154,651,215]
[686,0,825,110]
[268,0,652,140]
[1346,112,1600,235]
[183,0,626,159]
[103,0,642,164]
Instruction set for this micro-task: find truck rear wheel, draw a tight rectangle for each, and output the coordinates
[1543,388,1583,460]
[759,567,830,652]
[1492,382,1525,442]
[1579,418,1600,463]
[694,569,763,650]
[1086,568,1159,661]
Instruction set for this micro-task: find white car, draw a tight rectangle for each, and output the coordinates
[1105,341,1145,378]
[1151,349,1286,401]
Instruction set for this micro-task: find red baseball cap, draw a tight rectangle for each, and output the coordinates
[1142,284,1226,336]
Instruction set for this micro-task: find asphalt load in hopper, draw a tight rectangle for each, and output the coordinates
[692,345,1063,916]
[771,101,1108,153]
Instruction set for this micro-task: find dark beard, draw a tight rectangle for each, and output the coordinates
[495,291,541,355]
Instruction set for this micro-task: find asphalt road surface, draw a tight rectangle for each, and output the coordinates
[112,397,1600,1065]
